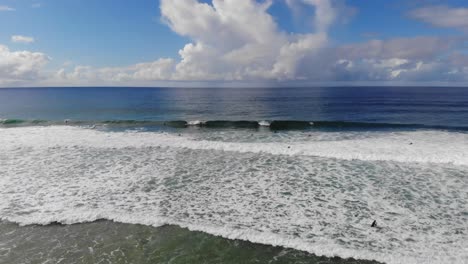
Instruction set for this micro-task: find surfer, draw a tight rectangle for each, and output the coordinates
[371,220,377,228]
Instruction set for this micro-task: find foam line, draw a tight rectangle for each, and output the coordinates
[1,126,467,166]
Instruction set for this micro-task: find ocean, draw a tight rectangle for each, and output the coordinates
[0,87,467,264]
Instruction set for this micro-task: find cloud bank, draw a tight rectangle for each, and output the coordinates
[410,5,468,31]
[0,45,49,86]
[1,0,468,87]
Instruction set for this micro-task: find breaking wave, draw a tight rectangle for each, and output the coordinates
[1,126,467,166]
[2,118,468,131]
[1,126,467,264]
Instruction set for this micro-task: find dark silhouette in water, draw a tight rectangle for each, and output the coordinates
[371,220,377,228]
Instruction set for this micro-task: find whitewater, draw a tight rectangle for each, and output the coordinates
[1,126,467,264]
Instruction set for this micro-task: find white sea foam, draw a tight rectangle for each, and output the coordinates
[187,120,205,126]
[0,126,467,264]
[1,126,467,166]
[258,120,270,127]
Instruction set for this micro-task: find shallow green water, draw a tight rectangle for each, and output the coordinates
[0,221,380,264]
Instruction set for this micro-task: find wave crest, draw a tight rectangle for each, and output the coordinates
[2,118,468,131]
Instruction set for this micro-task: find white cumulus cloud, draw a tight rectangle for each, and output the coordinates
[0,45,50,86]
[160,0,335,81]
[50,0,340,85]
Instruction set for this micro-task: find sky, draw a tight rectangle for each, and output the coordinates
[1,0,468,87]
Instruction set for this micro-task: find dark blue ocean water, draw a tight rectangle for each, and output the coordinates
[1,87,467,127]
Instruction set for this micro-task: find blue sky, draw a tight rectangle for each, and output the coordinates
[1,0,468,87]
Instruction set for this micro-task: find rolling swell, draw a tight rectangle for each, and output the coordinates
[0,119,47,125]
[1,118,468,131]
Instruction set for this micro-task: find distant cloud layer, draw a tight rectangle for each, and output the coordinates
[410,5,468,31]
[0,5,15,11]
[1,0,468,87]
[11,35,35,44]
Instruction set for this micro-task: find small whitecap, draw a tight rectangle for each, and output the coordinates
[258,121,270,127]
[187,120,205,126]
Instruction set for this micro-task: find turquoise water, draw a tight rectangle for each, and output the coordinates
[0,87,467,264]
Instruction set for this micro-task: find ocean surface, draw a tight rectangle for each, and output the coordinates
[0,87,467,264]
